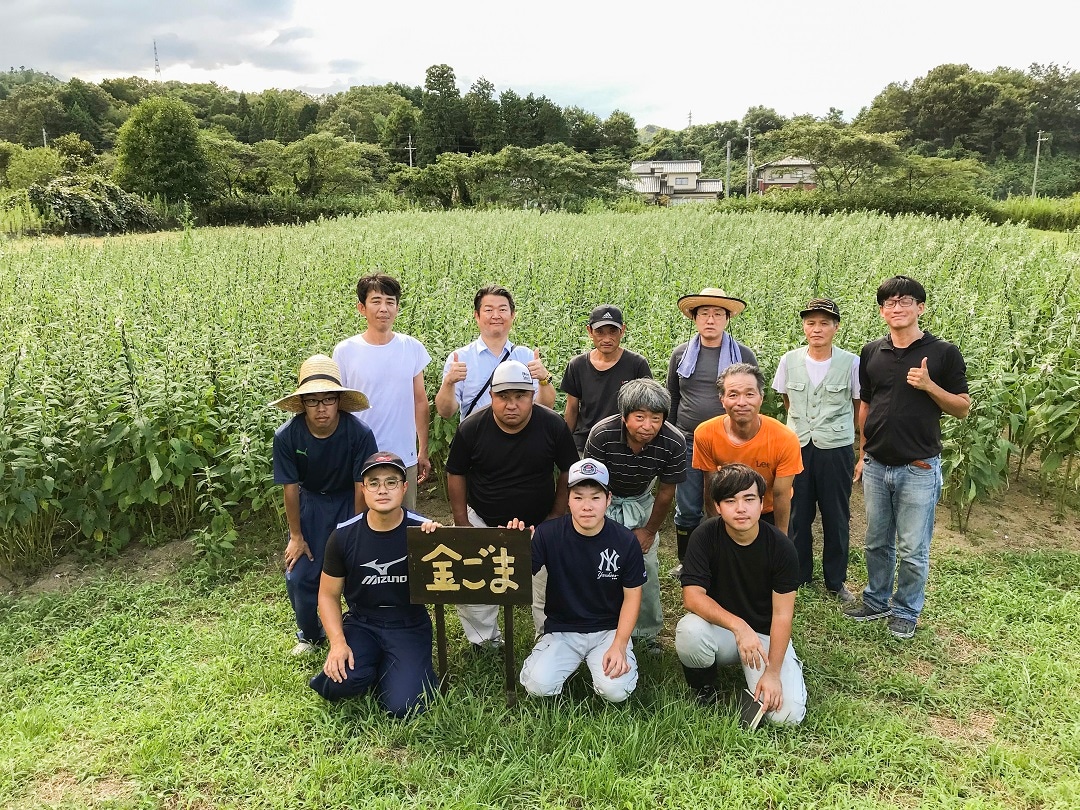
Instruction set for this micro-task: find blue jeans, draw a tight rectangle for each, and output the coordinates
[860,454,942,622]
[674,435,703,531]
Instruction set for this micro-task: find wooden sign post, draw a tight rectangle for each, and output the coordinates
[407,526,532,707]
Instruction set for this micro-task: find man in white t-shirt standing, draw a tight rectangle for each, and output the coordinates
[771,297,860,603]
[334,273,431,511]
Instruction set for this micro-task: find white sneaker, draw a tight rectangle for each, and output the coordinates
[669,563,683,580]
[290,640,319,656]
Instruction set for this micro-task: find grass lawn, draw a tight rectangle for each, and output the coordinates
[2,509,1078,809]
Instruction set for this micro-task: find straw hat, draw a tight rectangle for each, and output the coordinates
[271,354,369,413]
[677,288,747,319]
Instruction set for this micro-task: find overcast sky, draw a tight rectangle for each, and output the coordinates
[2,0,1075,129]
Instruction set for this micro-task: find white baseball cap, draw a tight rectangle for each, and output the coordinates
[490,360,533,393]
[568,458,610,491]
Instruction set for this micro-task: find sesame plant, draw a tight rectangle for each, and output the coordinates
[1,208,1079,568]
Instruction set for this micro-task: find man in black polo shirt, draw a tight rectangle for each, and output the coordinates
[844,275,970,640]
[445,359,579,650]
[585,378,686,653]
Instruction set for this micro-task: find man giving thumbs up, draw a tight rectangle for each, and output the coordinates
[845,276,970,640]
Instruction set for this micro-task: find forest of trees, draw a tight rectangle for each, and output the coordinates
[0,61,1078,232]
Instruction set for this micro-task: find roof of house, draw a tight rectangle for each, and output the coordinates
[630,160,703,175]
[630,176,662,193]
[756,155,815,170]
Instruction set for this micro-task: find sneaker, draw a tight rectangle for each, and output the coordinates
[828,585,856,605]
[290,640,320,656]
[470,638,505,655]
[843,602,891,621]
[887,617,917,639]
[669,563,683,580]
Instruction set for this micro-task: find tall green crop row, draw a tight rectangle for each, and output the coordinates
[1,209,1077,568]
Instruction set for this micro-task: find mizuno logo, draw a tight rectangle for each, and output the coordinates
[361,574,408,585]
[361,555,407,576]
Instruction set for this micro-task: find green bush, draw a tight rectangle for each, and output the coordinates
[199,192,406,226]
[717,188,996,220]
[992,195,1080,231]
[26,174,164,233]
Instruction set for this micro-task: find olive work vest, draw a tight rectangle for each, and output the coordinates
[783,347,857,450]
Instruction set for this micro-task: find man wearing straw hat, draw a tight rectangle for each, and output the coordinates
[272,355,377,655]
[666,288,758,577]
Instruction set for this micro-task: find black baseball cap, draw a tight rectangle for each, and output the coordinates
[361,452,407,478]
[800,297,841,321]
[588,305,624,328]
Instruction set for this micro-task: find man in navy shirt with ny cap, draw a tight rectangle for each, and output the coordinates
[309,452,442,718]
[518,459,646,703]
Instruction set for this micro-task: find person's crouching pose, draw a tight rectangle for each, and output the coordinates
[518,459,645,702]
[309,452,441,718]
[675,463,807,724]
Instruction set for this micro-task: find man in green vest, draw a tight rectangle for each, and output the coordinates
[771,298,860,603]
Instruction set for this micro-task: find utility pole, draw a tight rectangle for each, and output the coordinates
[725,139,731,199]
[745,128,753,196]
[406,133,415,168]
[153,40,161,82]
[688,111,692,128]
[1031,130,1049,197]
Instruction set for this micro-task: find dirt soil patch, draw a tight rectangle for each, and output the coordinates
[7,472,1079,599]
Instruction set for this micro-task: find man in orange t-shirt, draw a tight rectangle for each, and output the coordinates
[693,363,803,535]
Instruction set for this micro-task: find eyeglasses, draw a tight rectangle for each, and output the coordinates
[881,296,918,310]
[301,395,340,408]
[363,477,403,492]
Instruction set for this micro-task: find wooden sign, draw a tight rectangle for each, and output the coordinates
[407,526,532,605]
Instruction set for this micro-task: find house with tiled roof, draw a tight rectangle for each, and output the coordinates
[755,156,817,192]
[627,160,723,205]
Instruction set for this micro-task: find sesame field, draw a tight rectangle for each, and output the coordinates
[1,209,1079,809]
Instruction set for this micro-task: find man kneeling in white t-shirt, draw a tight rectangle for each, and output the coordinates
[515,459,645,702]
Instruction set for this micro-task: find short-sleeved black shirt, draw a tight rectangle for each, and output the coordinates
[531,514,646,634]
[560,350,652,453]
[272,413,378,493]
[323,510,429,623]
[445,404,579,526]
[859,331,968,466]
[680,517,800,636]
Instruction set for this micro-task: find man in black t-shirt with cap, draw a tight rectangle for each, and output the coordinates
[445,359,579,650]
[560,304,652,455]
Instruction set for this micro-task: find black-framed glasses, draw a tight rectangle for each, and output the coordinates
[301,395,340,408]
[881,296,918,309]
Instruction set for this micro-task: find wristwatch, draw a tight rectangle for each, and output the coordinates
[539,375,552,386]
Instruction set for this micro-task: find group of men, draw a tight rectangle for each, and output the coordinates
[270,271,968,721]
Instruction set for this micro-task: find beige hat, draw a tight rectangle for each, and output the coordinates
[271,354,370,413]
[677,288,747,319]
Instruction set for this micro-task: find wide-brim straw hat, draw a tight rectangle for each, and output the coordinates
[677,288,747,319]
[271,354,370,413]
